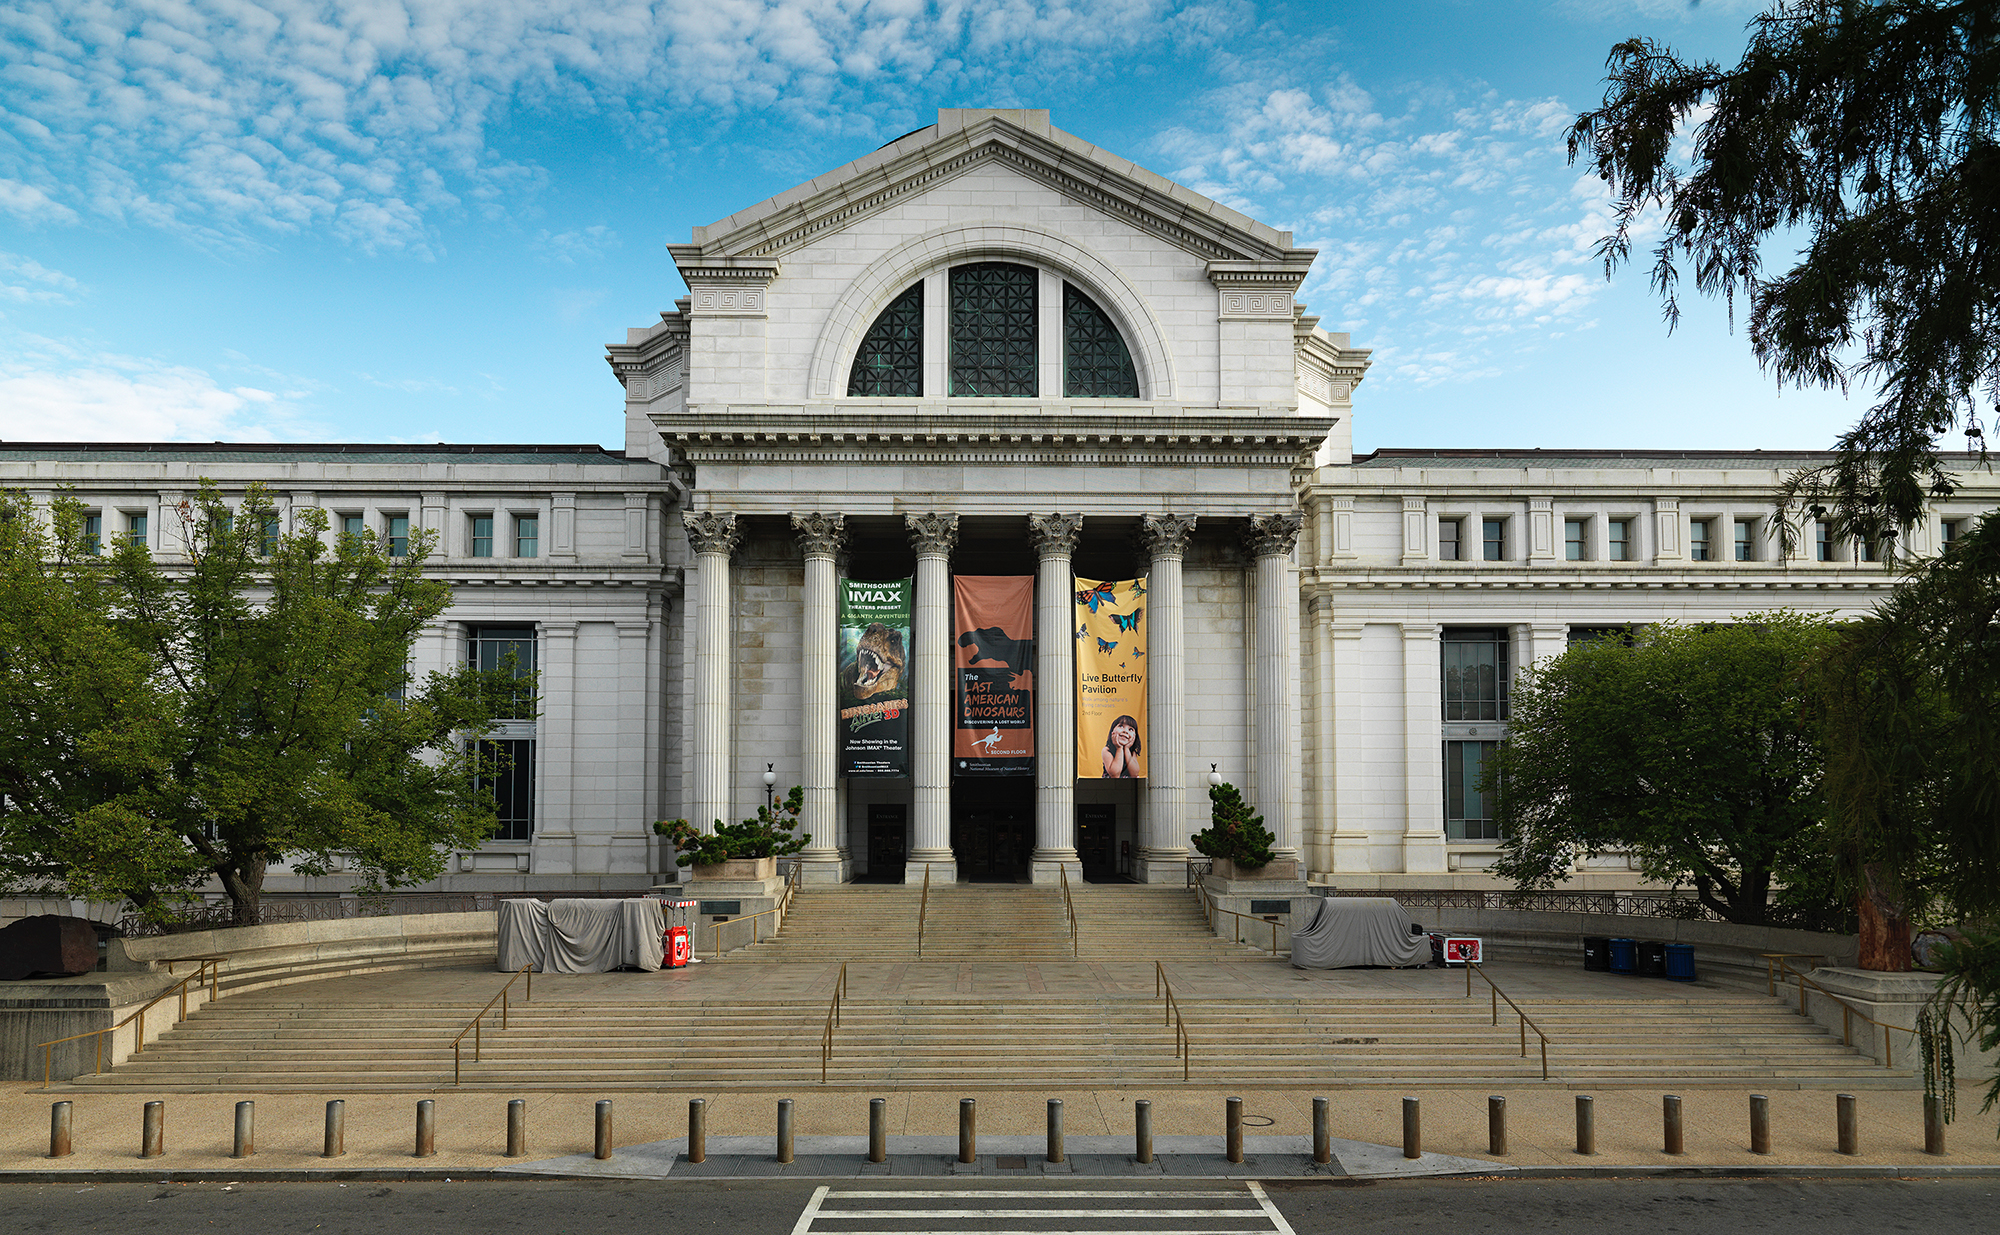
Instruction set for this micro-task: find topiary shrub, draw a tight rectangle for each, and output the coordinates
[1189,780,1275,869]
[654,786,810,867]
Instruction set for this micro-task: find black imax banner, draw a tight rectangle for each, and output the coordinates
[838,577,912,777]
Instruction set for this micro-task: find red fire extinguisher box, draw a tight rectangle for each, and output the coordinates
[667,925,692,968]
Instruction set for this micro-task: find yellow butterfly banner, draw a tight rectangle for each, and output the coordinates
[1073,576,1147,780]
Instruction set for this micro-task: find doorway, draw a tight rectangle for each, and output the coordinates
[863,804,907,883]
[951,778,1034,882]
[1076,805,1118,882]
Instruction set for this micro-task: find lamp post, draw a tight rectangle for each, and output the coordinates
[1209,763,1222,788]
[763,763,777,812]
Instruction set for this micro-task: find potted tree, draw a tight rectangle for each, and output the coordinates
[1190,780,1280,880]
[655,786,810,880]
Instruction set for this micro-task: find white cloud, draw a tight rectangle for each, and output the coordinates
[0,335,323,441]
[0,253,81,305]
[0,180,79,225]
[534,225,620,265]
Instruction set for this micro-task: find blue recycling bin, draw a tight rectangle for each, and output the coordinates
[1608,937,1638,974]
[1664,943,1697,982]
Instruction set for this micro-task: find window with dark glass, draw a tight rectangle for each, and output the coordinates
[1689,519,1712,561]
[1734,519,1755,561]
[1564,518,1587,561]
[470,516,494,558]
[848,282,924,396]
[385,514,409,557]
[1942,519,1963,551]
[1063,283,1138,398]
[341,514,366,540]
[1815,520,1833,561]
[515,515,539,558]
[1442,627,1508,722]
[1608,519,1631,561]
[82,513,101,556]
[476,738,535,842]
[950,262,1037,396]
[125,512,147,548]
[1482,518,1506,561]
[260,516,281,556]
[470,625,537,719]
[1438,518,1460,561]
[1445,739,1500,841]
[1569,625,1638,647]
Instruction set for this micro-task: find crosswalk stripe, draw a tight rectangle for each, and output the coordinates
[795,1182,1292,1235]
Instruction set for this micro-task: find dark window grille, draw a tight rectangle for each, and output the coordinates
[848,282,924,396]
[470,625,537,719]
[477,739,535,841]
[1445,739,1500,840]
[1442,627,1508,722]
[1062,283,1138,397]
[950,262,1037,396]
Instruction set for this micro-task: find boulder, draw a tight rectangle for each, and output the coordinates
[0,915,99,980]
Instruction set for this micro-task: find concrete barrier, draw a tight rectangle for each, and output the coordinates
[1422,906,1857,990]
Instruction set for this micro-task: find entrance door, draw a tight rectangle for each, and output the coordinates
[1076,805,1117,882]
[951,779,1033,882]
[865,805,906,882]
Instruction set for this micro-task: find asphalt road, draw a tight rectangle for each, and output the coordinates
[2,1176,1991,1234]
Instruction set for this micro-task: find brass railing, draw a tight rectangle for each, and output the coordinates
[820,961,848,1083]
[1058,863,1079,958]
[710,858,804,958]
[1764,953,1902,1067]
[34,956,225,1089]
[451,965,533,1084]
[1193,883,1283,954]
[1154,961,1190,1081]
[916,863,932,959]
[1464,961,1552,1080]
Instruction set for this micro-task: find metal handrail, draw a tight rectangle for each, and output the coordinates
[711,858,804,958]
[1464,961,1552,1081]
[34,956,225,1090]
[1192,883,1283,954]
[1764,953,1903,1067]
[450,965,533,1084]
[1058,863,1079,957]
[916,863,932,959]
[1154,961,1190,1081]
[820,961,848,1083]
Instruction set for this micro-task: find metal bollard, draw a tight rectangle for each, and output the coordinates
[1313,1096,1331,1165]
[1749,1094,1771,1155]
[1135,1100,1153,1164]
[1225,1096,1243,1164]
[415,1099,436,1158]
[142,1101,165,1159]
[687,1098,705,1164]
[868,1097,886,1163]
[1488,1095,1507,1157]
[49,1102,72,1159]
[232,1101,255,1159]
[506,1099,527,1158]
[777,1098,794,1164]
[323,1100,345,1159]
[1402,1097,1421,1160]
[958,1098,976,1164]
[594,1099,613,1161]
[1663,1094,1684,1155]
[1836,1093,1858,1156]
[1574,1095,1596,1155]
[1047,1099,1064,1164]
[1924,1094,1946,1156]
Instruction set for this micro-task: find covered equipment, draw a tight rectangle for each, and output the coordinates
[1289,896,1429,969]
[496,898,665,973]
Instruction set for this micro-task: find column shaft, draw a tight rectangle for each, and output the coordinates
[1139,514,1195,883]
[1029,514,1083,883]
[683,512,740,838]
[1245,516,1304,869]
[792,513,848,884]
[906,514,958,883]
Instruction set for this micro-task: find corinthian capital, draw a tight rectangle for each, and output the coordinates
[904,511,959,556]
[790,511,847,558]
[1242,513,1303,558]
[682,510,741,556]
[1026,512,1083,559]
[1138,513,1198,560]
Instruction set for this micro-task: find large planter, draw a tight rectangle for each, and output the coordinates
[688,856,776,882]
[1210,856,1298,881]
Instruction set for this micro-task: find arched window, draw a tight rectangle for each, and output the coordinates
[1062,284,1138,398]
[950,262,1038,396]
[847,282,924,396]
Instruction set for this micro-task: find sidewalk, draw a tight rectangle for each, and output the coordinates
[4,1085,1991,1179]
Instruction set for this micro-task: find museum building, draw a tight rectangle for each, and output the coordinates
[6,109,1994,898]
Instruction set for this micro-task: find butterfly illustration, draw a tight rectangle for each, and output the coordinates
[1119,662,1127,669]
[1111,609,1143,632]
[1132,580,1148,596]
[1074,624,1087,640]
[1133,648,1146,658]
[1096,637,1119,653]
[1075,581,1116,613]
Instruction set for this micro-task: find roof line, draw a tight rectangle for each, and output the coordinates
[0,443,627,457]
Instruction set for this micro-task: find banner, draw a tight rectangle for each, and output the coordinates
[1074,576,1147,779]
[953,576,1035,777]
[838,577,912,777]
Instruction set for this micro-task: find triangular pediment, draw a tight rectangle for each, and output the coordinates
[677,109,1302,267]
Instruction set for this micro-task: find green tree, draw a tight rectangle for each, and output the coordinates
[0,482,512,926]
[1569,0,1997,543]
[1191,781,1275,870]
[1488,615,1843,925]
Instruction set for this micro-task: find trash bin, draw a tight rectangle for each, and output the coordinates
[1608,937,1638,974]
[1638,940,1668,977]
[1664,943,1697,982]
[1427,932,1446,966]
[1582,936,1610,971]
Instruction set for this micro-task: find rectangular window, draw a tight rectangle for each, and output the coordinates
[476,738,535,842]
[1734,518,1754,561]
[1815,520,1833,562]
[1564,518,1587,561]
[81,513,101,556]
[514,515,539,559]
[1942,519,1963,551]
[1444,739,1500,841]
[341,514,366,540]
[1689,519,1711,562]
[1482,518,1505,562]
[1607,519,1631,561]
[260,516,280,556]
[470,515,494,558]
[1858,537,1877,563]
[469,625,537,719]
[126,512,147,548]
[385,514,409,557]
[1442,627,1508,722]
[1437,518,1460,561]
[1568,625,1636,647]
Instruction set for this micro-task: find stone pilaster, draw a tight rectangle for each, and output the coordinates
[1029,513,1084,883]
[1401,622,1447,873]
[905,512,959,884]
[1244,514,1303,867]
[792,512,850,884]
[683,510,740,837]
[1137,513,1196,883]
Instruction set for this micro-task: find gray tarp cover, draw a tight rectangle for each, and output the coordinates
[1289,896,1429,969]
[495,898,664,973]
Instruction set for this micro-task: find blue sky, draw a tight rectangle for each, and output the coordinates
[0,0,1866,453]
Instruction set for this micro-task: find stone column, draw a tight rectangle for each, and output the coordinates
[683,511,740,836]
[906,512,959,884]
[791,512,849,884]
[1029,513,1084,883]
[1138,513,1196,883]
[1244,514,1304,871]
[1326,620,1371,874]
[1401,622,1448,873]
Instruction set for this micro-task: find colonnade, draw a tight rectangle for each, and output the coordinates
[679,508,1303,884]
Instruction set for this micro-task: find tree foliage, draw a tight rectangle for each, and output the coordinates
[1569,0,1998,542]
[1487,615,1843,925]
[655,786,811,867]
[1191,781,1275,869]
[0,483,512,925]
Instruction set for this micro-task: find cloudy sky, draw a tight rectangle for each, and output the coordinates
[0,0,1865,452]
